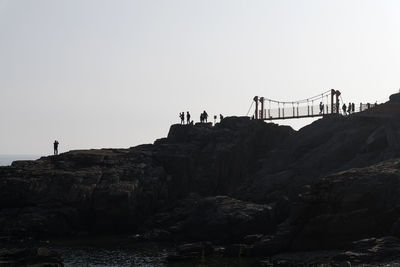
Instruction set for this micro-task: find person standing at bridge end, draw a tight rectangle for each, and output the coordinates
[53,140,59,155]
[342,103,347,115]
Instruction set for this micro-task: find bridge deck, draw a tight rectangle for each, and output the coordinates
[262,113,325,120]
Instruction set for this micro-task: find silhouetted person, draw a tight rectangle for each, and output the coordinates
[367,103,370,109]
[347,102,352,114]
[336,101,340,114]
[186,111,191,124]
[342,103,347,115]
[179,112,184,124]
[352,103,355,113]
[200,113,204,123]
[220,114,224,122]
[319,102,324,114]
[53,140,59,155]
[203,111,208,123]
[213,115,217,124]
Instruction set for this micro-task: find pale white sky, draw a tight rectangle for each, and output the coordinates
[1,0,400,155]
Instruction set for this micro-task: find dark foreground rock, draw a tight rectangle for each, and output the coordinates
[0,247,64,267]
[3,107,400,263]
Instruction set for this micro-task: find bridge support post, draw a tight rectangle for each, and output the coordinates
[259,97,264,119]
[292,103,295,117]
[311,100,314,115]
[335,90,341,114]
[253,96,259,119]
[331,89,335,114]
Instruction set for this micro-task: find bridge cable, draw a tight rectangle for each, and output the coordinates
[246,100,254,116]
[261,89,332,104]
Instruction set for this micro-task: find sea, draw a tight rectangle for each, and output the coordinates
[0,154,41,166]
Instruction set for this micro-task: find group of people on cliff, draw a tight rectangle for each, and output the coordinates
[179,111,223,125]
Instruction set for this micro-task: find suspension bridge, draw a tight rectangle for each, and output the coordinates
[249,89,376,120]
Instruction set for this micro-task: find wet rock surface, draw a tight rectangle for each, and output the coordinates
[3,111,400,264]
[0,247,64,267]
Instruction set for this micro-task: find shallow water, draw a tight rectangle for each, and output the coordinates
[50,236,261,267]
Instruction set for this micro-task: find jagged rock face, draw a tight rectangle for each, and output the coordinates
[239,115,400,204]
[0,117,293,238]
[141,194,277,243]
[3,112,400,259]
[156,117,294,198]
[389,93,400,103]
[0,148,169,236]
[290,159,400,250]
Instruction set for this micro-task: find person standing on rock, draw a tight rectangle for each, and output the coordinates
[220,114,224,122]
[203,111,208,123]
[53,140,59,155]
[186,111,191,124]
[179,112,184,124]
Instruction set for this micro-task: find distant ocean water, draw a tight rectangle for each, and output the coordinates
[0,154,41,166]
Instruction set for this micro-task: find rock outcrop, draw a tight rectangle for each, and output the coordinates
[0,117,293,238]
[2,108,400,264]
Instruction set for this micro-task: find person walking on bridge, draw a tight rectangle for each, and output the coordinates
[319,102,324,114]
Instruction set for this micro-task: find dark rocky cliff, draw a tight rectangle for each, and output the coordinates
[2,111,400,263]
[0,117,293,238]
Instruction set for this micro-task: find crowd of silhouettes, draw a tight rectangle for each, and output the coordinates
[179,111,224,125]
[179,111,192,124]
[342,102,356,115]
[319,101,357,115]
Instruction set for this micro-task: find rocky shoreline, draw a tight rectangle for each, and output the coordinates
[3,99,400,265]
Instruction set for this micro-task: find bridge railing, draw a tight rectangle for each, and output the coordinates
[360,103,377,112]
[261,104,336,119]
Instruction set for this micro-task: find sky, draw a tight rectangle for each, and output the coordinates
[1,0,400,155]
